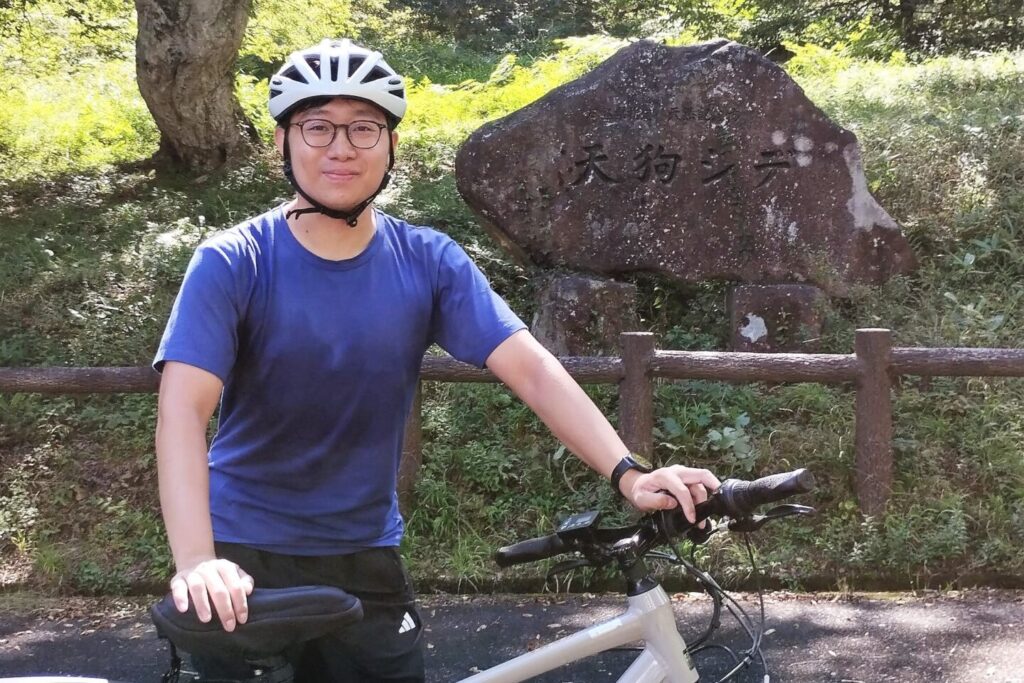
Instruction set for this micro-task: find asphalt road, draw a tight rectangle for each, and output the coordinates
[1,590,1022,682]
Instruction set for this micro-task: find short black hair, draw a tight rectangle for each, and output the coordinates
[276,96,334,128]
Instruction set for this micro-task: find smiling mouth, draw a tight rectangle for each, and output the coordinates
[323,170,358,179]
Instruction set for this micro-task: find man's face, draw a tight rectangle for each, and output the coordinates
[275,97,399,211]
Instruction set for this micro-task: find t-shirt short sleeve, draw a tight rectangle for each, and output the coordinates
[430,241,526,368]
[153,239,246,383]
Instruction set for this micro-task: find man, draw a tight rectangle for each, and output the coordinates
[155,38,719,682]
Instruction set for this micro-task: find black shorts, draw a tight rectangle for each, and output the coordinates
[192,542,424,683]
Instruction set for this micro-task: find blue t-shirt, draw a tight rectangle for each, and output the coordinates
[154,206,526,555]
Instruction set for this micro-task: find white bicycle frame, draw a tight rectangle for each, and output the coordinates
[0,586,700,683]
[459,584,699,683]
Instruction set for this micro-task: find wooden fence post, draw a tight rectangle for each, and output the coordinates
[854,328,894,516]
[619,332,656,460]
[398,380,423,517]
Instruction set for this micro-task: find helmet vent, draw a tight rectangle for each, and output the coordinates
[348,56,365,77]
[307,57,321,79]
[281,58,317,85]
[367,66,389,82]
[329,56,340,81]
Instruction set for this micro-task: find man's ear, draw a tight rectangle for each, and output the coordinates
[390,129,399,151]
[274,126,285,156]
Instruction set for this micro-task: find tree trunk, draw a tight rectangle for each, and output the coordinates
[896,0,922,51]
[134,0,258,172]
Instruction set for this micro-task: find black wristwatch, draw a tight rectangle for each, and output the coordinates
[609,453,653,497]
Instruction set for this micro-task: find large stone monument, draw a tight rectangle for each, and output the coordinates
[455,39,916,351]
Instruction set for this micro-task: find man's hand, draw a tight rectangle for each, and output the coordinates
[621,466,721,523]
[171,558,254,632]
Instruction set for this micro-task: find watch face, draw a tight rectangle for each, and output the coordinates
[629,453,654,471]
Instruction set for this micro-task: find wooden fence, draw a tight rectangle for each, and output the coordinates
[4,328,1024,516]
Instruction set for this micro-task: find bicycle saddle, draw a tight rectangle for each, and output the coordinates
[150,585,363,658]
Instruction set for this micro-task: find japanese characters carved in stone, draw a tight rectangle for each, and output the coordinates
[455,39,916,296]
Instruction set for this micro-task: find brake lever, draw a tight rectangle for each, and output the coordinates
[653,489,720,547]
[545,558,593,580]
[727,504,816,532]
[684,517,727,545]
[686,523,714,545]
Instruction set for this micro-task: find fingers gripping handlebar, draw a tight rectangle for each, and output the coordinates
[658,468,815,539]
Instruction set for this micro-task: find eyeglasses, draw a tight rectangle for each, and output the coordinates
[290,119,387,149]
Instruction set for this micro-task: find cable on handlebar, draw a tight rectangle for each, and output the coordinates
[495,468,815,682]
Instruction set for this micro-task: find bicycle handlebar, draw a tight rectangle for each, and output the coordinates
[495,468,815,568]
[657,467,815,538]
[715,468,816,518]
[495,533,567,568]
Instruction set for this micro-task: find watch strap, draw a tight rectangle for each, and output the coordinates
[609,454,653,497]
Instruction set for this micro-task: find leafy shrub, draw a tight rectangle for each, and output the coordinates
[0,60,158,181]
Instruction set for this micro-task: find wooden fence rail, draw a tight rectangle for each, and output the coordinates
[5,328,1024,516]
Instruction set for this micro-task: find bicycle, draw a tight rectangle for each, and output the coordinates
[4,468,815,683]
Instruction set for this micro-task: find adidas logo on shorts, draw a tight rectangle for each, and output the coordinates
[399,611,417,634]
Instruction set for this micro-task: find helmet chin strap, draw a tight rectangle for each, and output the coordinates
[282,135,395,228]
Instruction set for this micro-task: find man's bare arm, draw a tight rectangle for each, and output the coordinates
[485,330,719,519]
[156,361,252,631]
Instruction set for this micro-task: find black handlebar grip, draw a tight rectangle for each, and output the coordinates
[717,468,816,518]
[494,534,567,568]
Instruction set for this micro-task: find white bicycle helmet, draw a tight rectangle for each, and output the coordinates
[269,39,407,227]
[269,38,406,125]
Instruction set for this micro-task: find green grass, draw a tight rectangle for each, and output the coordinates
[2,29,1024,592]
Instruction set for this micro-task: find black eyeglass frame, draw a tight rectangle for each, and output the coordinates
[289,119,388,149]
